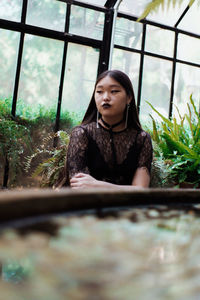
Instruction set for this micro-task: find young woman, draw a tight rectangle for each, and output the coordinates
[65,70,153,189]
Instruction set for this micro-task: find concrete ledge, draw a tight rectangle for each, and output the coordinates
[0,187,200,221]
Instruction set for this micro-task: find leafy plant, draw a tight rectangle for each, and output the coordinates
[150,143,174,187]
[0,97,81,187]
[147,95,200,187]
[0,115,32,187]
[138,0,197,21]
[0,97,80,128]
[25,131,70,188]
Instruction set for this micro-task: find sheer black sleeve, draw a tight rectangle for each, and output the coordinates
[136,131,153,174]
[66,126,90,180]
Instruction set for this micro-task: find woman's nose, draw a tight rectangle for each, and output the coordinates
[103,92,110,101]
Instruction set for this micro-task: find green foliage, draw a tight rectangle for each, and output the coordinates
[0,97,81,127]
[147,95,200,187]
[25,131,70,188]
[0,102,32,185]
[0,98,12,118]
[0,97,79,187]
[150,143,174,187]
[138,0,197,21]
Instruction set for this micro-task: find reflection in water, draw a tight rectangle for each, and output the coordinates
[149,245,176,264]
[2,259,33,284]
[0,206,200,299]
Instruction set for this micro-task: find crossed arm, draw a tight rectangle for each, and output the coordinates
[70,167,150,189]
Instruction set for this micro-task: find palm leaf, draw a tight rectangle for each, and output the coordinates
[137,0,196,21]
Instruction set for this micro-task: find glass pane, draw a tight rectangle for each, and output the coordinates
[178,1,200,35]
[112,49,140,100]
[61,44,99,124]
[17,35,63,120]
[145,0,190,26]
[119,0,190,26]
[140,56,172,125]
[26,0,66,31]
[177,34,200,65]
[69,6,104,40]
[0,0,22,22]
[173,63,200,118]
[115,17,143,50]
[119,0,152,16]
[0,30,20,99]
[146,25,174,57]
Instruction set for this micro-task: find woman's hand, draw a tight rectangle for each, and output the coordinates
[70,173,100,189]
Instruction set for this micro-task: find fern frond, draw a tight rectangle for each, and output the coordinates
[189,94,199,120]
[24,130,70,187]
[149,115,160,143]
[146,101,173,128]
[56,130,70,146]
[186,104,194,139]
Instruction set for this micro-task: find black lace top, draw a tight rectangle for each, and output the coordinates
[66,122,153,185]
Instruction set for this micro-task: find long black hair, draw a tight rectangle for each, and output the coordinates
[82,69,142,131]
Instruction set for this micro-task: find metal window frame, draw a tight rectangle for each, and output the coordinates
[116,11,200,117]
[54,3,71,146]
[0,1,199,118]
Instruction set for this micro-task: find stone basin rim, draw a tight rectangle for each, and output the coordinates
[0,188,199,222]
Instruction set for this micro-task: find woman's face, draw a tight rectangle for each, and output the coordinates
[94,75,131,122]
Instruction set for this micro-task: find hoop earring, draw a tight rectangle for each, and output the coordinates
[96,110,99,128]
[125,103,130,129]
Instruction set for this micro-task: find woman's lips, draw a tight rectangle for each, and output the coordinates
[102,103,111,109]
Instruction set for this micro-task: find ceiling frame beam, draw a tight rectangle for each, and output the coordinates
[104,0,118,9]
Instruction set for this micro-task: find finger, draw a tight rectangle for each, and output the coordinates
[71,186,86,189]
[70,177,85,184]
[70,181,81,187]
[70,180,86,189]
[76,173,91,178]
[72,173,86,178]
[71,185,81,189]
[70,180,80,187]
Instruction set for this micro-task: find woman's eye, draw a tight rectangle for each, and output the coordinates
[111,90,120,93]
[96,91,102,94]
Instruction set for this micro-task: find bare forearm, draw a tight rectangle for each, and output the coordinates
[93,180,144,190]
[70,173,149,190]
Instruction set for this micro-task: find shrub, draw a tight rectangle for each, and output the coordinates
[147,95,200,187]
[0,97,80,187]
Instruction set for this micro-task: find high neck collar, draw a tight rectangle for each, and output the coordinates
[100,118,124,130]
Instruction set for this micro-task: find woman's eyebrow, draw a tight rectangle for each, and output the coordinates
[96,84,121,88]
